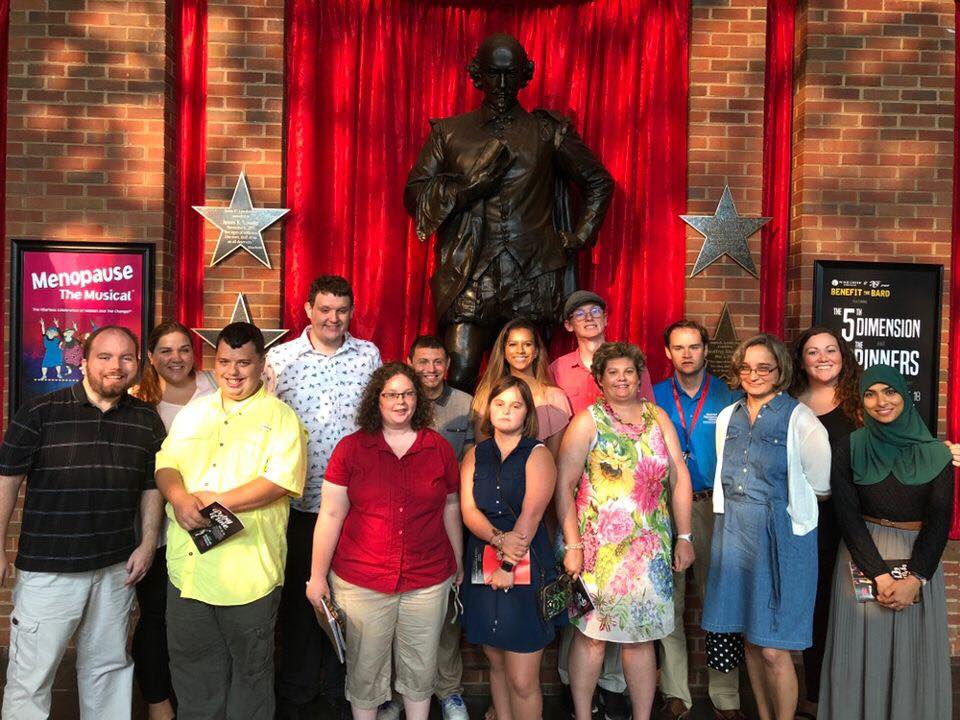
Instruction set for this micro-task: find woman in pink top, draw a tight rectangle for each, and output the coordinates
[473,318,572,458]
[131,321,216,720]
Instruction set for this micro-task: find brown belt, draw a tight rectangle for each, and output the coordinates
[692,490,713,502]
[862,515,922,531]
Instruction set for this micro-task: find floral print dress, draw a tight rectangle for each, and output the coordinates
[571,398,674,642]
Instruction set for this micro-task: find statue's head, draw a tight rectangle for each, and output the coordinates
[467,33,534,114]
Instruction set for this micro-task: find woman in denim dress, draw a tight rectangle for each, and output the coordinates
[702,334,831,720]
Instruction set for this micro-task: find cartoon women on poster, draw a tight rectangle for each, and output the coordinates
[39,319,63,380]
[60,323,83,376]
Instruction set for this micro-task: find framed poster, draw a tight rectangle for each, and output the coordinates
[9,240,155,414]
[812,260,943,431]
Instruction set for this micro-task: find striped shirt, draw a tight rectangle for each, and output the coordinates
[0,382,166,573]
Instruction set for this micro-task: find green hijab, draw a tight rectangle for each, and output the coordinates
[849,364,951,485]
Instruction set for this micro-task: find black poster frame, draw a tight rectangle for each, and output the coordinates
[9,239,155,416]
[812,259,943,432]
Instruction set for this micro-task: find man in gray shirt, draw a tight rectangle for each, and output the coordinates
[392,335,473,720]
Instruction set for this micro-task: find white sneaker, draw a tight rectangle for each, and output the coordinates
[440,694,469,720]
[376,699,403,720]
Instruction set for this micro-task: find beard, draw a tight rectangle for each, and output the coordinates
[87,373,132,399]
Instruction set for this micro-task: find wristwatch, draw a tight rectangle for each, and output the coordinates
[500,560,515,572]
[677,533,694,544]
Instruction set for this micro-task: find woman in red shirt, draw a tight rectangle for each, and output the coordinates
[306,362,463,720]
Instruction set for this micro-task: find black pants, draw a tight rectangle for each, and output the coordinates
[276,508,346,710]
[802,498,841,703]
[132,548,174,705]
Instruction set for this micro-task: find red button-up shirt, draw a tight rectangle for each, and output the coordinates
[550,349,655,415]
[325,428,459,594]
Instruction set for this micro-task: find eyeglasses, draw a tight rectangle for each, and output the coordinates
[572,305,604,321]
[736,364,779,378]
[380,391,417,402]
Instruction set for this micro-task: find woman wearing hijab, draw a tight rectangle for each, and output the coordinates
[818,364,953,720]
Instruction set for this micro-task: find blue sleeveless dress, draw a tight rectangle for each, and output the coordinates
[701,393,818,650]
[461,437,559,653]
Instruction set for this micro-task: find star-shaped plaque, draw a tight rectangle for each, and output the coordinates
[194,172,289,268]
[681,186,770,278]
[705,303,740,380]
[193,293,289,349]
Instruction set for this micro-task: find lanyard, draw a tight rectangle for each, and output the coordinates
[672,374,710,452]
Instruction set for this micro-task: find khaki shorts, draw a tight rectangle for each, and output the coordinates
[330,572,452,709]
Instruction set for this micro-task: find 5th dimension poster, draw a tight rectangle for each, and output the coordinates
[813,260,943,431]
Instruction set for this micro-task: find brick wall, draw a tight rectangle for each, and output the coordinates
[199,0,284,367]
[2,0,959,703]
[2,0,169,646]
[789,0,958,652]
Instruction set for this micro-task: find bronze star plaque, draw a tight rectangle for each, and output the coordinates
[681,186,770,278]
[193,293,289,350]
[194,172,289,268]
[705,303,740,382]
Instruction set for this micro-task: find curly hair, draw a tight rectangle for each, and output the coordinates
[789,326,863,426]
[590,342,647,387]
[729,334,792,393]
[466,33,535,89]
[472,318,555,421]
[355,362,433,433]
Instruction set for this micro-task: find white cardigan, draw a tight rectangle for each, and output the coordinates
[712,398,831,536]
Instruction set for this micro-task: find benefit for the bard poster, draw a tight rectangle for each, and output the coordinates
[11,241,153,412]
[813,260,943,431]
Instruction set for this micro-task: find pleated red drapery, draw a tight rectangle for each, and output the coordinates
[173,0,207,357]
[283,0,688,381]
[759,0,796,338]
[947,1,960,539]
[0,0,8,416]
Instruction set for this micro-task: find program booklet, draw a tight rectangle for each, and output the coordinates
[314,596,347,664]
[189,502,245,554]
[849,559,917,603]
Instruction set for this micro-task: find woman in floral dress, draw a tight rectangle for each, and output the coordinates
[556,342,694,720]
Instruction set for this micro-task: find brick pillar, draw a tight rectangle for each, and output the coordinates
[790,0,956,647]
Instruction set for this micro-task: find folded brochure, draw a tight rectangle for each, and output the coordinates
[314,596,346,664]
[188,502,245,554]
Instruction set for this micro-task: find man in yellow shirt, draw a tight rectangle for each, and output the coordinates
[156,322,306,720]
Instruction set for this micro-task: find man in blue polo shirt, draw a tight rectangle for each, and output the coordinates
[653,320,744,720]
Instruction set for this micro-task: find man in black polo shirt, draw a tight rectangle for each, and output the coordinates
[0,326,166,720]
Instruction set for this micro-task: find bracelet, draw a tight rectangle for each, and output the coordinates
[564,543,584,550]
[500,560,515,572]
[490,529,504,549]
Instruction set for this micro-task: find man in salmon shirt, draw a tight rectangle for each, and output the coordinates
[549,289,654,720]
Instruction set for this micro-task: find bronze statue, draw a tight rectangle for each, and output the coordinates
[404,33,613,392]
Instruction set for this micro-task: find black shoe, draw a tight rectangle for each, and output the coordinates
[598,688,631,720]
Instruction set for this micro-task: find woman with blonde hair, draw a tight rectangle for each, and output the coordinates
[473,318,571,456]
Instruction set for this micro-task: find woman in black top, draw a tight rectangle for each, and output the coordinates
[788,327,860,717]
[818,364,953,720]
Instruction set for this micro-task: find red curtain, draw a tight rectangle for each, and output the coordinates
[0,0,8,418]
[283,0,688,381]
[173,0,207,355]
[948,1,960,539]
[759,0,796,338]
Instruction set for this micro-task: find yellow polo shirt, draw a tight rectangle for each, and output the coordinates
[156,385,306,606]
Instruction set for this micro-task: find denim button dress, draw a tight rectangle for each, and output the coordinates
[701,392,818,650]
